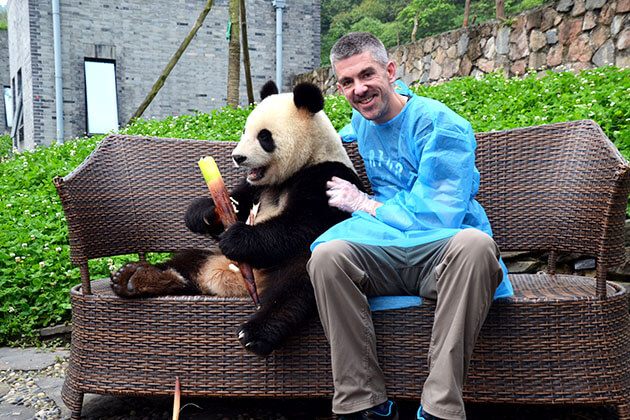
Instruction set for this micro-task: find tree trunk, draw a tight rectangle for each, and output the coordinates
[128,0,215,125]
[496,0,505,19]
[227,0,241,108]
[463,0,471,27]
[240,0,254,105]
[411,9,420,43]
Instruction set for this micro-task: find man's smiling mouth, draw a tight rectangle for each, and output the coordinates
[357,95,375,105]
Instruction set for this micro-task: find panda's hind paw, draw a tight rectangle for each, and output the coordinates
[237,324,274,357]
[110,262,187,297]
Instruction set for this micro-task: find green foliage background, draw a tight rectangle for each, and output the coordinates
[1,66,629,345]
[320,0,546,65]
[0,5,7,31]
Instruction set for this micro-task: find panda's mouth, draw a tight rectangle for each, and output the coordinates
[247,166,266,181]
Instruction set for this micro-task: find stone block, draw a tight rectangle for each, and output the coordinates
[435,46,446,64]
[582,11,598,30]
[460,55,473,76]
[547,44,565,66]
[572,0,586,16]
[541,7,558,31]
[612,15,625,36]
[496,26,511,55]
[467,38,482,60]
[617,51,630,68]
[529,52,547,69]
[558,18,584,44]
[511,59,527,75]
[619,0,630,13]
[585,0,606,10]
[617,28,630,50]
[443,58,460,79]
[592,39,615,66]
[530,29,547,51]
[568,33,594,62]
[476,58,495,73]
[557,0,575,13]
[526,9,543,30]
[484,36,497,59]
[447,45,458,59]
[509,28,530,60]
[591,25,610,49]
[457,33,470,57]
[429,60,442,80]
[546,29,559,44]
[600,2,616,25]
[574,258,596,270]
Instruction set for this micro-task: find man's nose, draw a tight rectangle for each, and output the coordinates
[354,80,368,96]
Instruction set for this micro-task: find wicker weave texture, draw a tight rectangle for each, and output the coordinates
[54,120,630,419]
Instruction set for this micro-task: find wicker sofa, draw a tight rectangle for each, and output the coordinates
[54,119,630,420]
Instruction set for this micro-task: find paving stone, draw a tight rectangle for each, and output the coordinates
[0,402,38,420]
[0,347,69,371]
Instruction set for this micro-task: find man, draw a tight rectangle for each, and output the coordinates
[307,32,513,420]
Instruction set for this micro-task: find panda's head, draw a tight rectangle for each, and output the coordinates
[232,81,353,186]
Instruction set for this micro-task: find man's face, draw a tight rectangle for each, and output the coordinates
[334,50,397,125]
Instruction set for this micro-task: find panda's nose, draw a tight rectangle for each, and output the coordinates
[233,155,247,165]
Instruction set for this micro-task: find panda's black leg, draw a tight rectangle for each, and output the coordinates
[237,257,316,356]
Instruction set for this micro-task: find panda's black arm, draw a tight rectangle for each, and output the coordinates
[219,162,363,268]
[184,178,261,235]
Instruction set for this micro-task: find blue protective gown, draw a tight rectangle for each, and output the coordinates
[312,82,513,303]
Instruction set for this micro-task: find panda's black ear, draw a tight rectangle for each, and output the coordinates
[293,82,324,114]
[260,81,279,101]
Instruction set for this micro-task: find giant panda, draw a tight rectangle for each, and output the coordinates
[110,80,365,356]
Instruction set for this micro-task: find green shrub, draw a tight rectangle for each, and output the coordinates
[1,67,628,345]
[0,134,11,159]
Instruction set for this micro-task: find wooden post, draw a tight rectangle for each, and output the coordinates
[240,0,254,105]
[227,0,241,108]
[463,0,471,27]
[127,0,216,125]
[496,0,505,19]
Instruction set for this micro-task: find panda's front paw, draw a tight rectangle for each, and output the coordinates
[237,322,274,357]
[185,197,222,234]
[219,221,254,261]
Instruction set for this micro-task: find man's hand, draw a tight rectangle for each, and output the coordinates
[326,176,381,216]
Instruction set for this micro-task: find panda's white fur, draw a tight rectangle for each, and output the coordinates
[232,91,354,187]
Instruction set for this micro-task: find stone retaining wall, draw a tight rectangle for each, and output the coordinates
[294,0,630,94]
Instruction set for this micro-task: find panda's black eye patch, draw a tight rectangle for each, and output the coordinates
[257,129,276,153]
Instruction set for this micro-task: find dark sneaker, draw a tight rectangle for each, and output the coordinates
[340,400,399,420]
[417,405,442,420]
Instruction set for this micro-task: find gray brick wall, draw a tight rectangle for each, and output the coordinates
[8,0,321,150]
[0,30,9,134]
[7,0,36,150]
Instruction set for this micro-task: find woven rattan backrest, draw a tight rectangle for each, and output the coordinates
[474,119,629,267]
[56,120,629,270]
[55,135,239,265]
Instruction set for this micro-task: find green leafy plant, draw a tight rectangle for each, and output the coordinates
[1,67,628,345]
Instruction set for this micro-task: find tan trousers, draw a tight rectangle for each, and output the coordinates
[307,229,503,420]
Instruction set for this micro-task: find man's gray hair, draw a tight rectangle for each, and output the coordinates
[329,32,389,76]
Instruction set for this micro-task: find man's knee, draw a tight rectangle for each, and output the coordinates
[308,240,354,286]
[449,228,499,261]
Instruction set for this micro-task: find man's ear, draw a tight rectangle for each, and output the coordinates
[386,61,397,85]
